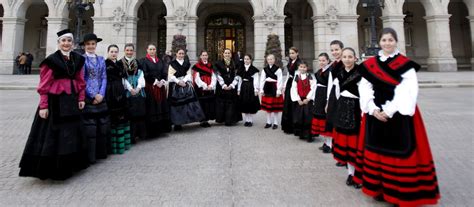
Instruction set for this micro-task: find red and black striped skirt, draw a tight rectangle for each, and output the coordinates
[261,96,284,112]
[354,109,440,206]
[332,129,359,165]
[311,117,333,137]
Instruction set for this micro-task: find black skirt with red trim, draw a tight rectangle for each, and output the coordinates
[332,129,359,165]
[311,118,333,137]
[354,107,440,206]
[261,82,284,112]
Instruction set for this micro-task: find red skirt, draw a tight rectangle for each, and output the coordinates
[332,129,358,165]
[145,83,166,102]
[261,96,284,112]
[311,117,333,137]
[356,108,440,206]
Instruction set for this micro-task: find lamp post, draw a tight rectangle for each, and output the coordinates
[361,0,384,56]
[66,0,95,52]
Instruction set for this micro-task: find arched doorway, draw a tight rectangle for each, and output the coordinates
[449,1,472,70]
[23,1,48,70]
[205,14,245,61]
[284,0,314,63]
[357,2,383,57]
[137,0,167,59]
[403,1,429,69]
[197,1,253,62]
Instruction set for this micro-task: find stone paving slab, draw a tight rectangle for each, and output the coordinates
[0,88,473,206]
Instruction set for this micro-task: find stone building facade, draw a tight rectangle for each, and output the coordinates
[0,0,473,74]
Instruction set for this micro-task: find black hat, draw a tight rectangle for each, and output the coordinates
[80,33,103,46]
[57,29,73,38]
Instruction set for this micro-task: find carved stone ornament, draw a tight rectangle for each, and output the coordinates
[112,7,125,32]
[326,5,339,33]
[263,7,277,31]
[175,6,187,21]
[8,0,16,6]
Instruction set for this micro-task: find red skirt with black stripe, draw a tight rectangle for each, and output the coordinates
[311,118,333,137]
[354,108,440,206]
[261,96,284,112]
[332,129,359,165]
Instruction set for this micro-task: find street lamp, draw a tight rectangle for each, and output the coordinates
[66,0,95,52]
[361,0,384,56]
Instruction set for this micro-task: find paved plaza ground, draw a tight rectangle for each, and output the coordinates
[0,77,473,206]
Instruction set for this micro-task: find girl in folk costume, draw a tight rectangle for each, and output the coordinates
[213,48,242,126]
[105,45,131,154]
[260,54,284,129]
[281,47,302,134]
[81,33,110,163]
[237,54,260,127]
[355,28,440,206]
[312,53,333,152]
[140,43,172,137]
[19,29,89,180]
[325,40,346,166]
[330,47,363,188]
[290,61,316,141]
[192,50,217,128]
[168,49,205,131]
[120,43,146,143]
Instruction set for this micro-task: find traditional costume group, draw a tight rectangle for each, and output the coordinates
[19,27,440,207]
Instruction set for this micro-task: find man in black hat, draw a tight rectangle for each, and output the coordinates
[80,33,110,164]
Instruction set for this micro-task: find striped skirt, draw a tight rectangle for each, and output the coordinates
[354,109,440,206]
[261,96,284,112]
[311,117,333,137]
[110,122,131,154]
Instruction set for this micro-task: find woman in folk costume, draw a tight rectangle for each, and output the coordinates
[140,43,172,137]
[120,43,146,143]
[281,47,302,134]
[105,44,131,154]
[214,48,242,126]
[290,61,316,141]
[260,54,284,129]
[168,49,205,131]
[355,28,440,206]
[237,54,260,127]
[312,53,333,152]
[19,29,89,180]
[192,50,217,128]
[325,40,346,166]
[330,47,363,188]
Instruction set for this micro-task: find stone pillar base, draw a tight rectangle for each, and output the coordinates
[427,57,458,72]
[0,60,16,74]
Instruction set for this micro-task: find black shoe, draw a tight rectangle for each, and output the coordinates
[264,123,272,128]
[322,145,332,153]
[306,136,315,143]
[248,122,253,127]
[318,143,328,150]
[353,183,362,189]
[336,162,346,167]
[346,175,354,186]
[174,125,182,131]
[272,124,278,130]
[374,194,385,202]
[299,135,307,140]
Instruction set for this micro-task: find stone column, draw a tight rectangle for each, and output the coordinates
[381,15,406,54]
[338,15,359,57]
[92,16,115,57]
[0,17,27,74]
[253,15,285,68]
[45,17,69,55]
[312,15,328,69]
[165,16,198,63]
[423,14,457,71]
[468,16,474,70]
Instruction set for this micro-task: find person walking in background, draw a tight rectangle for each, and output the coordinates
[26,52,34,74]
[18,53,27,75]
